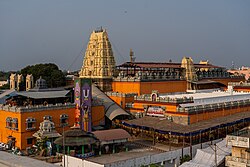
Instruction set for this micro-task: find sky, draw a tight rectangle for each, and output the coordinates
[0,0,250,72]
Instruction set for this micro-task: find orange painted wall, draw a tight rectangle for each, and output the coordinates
[233,87,250,92]
[91,105,105,127]
[0,110,21,149]
[112,80,187,95]
[140,81,187,94]
[128,101,178,113]
[189,106,250,124]
[109,95,134,109]
[0,107,75,150]
[112,81,140,94]
[128,100,250,125]
[212,78,244,86]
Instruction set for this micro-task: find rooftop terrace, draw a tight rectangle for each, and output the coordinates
[0,103,75,113]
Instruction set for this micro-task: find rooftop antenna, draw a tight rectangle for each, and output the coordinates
[130,49,136,63]
[231,61,235,70]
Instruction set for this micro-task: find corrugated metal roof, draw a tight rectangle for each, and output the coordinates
[92,85,130,120]
[124,111,250,134]
[0,89,16,99]
[16,90,70,99]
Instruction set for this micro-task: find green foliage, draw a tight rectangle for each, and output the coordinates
[0,71,11,80]
[180,154,191,164]
[36,136,48,150]
[21,63,65,88]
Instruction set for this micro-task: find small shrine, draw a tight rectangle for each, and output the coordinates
[33,119,61,156]
[33,119,61,139]
[54,129,99,158]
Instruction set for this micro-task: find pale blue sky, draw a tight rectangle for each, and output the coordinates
[0,0,250,71]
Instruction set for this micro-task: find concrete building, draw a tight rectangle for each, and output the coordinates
[226,127,250,167]
[228,66,250,81]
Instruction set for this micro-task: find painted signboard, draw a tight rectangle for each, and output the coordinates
[146,106,165,117]
[74,78,81,128]
[80,79,92,132]
[74,78,92,132]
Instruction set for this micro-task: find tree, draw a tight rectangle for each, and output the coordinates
[0,71,11,81]
[20,63,66,88]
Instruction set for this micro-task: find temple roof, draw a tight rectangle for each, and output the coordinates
[33,120,61,139]
[92,129,131,142]
[54,129,99,146]
[117,62,223,69]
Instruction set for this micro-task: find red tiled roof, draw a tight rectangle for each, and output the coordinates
[92,129,131,141]
[117,62,223,69]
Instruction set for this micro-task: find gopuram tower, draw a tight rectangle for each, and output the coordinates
[79,28,116,91]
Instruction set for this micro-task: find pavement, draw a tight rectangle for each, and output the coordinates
[0,151,58,167]
[87,139,179,165]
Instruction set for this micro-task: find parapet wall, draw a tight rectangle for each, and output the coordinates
[106,92,137,98]
[0,103,75,113]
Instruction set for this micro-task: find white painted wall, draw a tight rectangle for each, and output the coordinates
[63,155,104,167]
[63,139,223,167]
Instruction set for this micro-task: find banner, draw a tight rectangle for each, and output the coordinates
[74,78,81,127]
[80,79,92,132]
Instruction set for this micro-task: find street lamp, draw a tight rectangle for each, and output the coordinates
[167,116,173,151]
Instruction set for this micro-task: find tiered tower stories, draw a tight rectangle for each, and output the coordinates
[79,28,116,91]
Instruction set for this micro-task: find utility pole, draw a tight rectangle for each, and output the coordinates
[167,116,173,151]
[63,125,65,167]
[214,143,217,167]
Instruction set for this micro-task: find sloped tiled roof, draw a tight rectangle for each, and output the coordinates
[92,129,131,141]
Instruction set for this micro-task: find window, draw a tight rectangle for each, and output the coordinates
[6,117,18,130]
[26,118,36,130]
[6,117,12,129]
[27,138,33,145]
[60,114,69,127]
[12,118,18,130]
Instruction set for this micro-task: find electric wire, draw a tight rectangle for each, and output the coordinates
[66,40,89,72]
[109,39,126,63]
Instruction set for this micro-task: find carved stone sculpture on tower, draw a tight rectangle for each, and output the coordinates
[79,28,116,91]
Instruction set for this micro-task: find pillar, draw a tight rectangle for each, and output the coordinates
[82,145,85,155]
[56,145,59,153]
[112,145,115,154]
[99,145,102,156]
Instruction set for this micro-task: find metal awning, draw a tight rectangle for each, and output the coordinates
[92,85,130,120]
